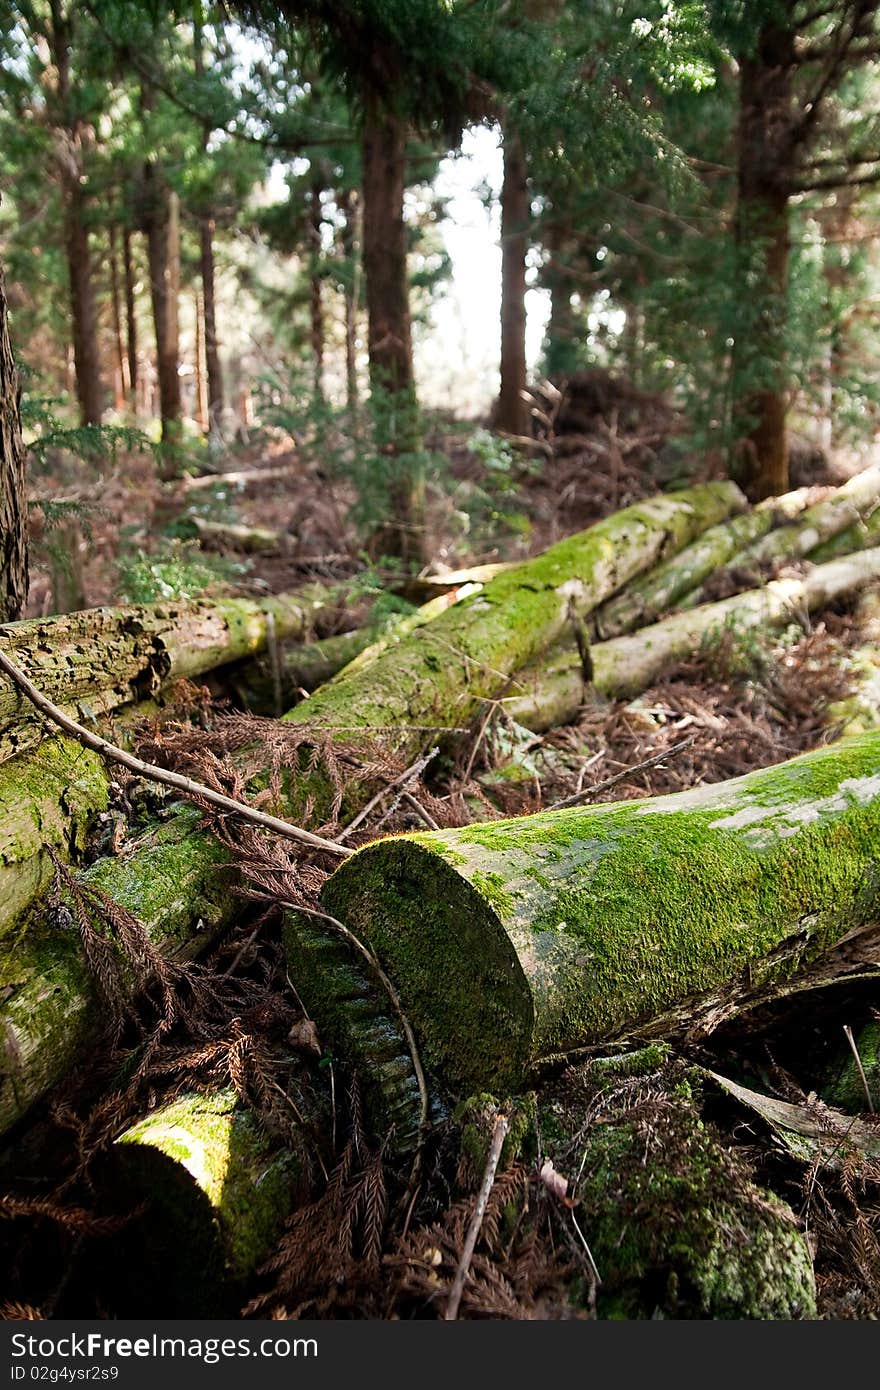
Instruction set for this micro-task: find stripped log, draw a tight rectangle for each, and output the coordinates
[192,517,290,554]
[106,1089,313,1315]
[316,730,880,1095]
[279,483,744,763]
[808,502,880,563]
[506,547,880,732]
[824,587,880,736]
[593,489,813,638]
[0,586,343,767]
[680,467,880,606]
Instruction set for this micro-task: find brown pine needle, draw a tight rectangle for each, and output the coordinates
[0,647,351,859]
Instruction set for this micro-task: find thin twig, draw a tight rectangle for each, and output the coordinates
[445,1109,510,1320]
[337,747,438,842]
[401,791,441,830]
[843,1023,876,1113]
[0,647,351,860]
[548,735,698,810]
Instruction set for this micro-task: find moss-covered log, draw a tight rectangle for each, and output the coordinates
[279,483,743,762]
[593,489,813,638]
[106,1089,312,1314]
[807,503,880,563]
[681,467,880,606]
[506,547,880,732]
[0,808,234,1137]
[825,588,880,735]
[317,730,880,1096]
[452,1049,816,1319]
[192,517,290,554]
[0,586,342,766]
[0,486,738,1137]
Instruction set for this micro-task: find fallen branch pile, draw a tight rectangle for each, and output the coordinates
[5,469,880,1320]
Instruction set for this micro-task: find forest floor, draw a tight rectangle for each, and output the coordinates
[6,373,880,1319]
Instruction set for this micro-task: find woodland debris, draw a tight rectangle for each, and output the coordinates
[507,546,880,732]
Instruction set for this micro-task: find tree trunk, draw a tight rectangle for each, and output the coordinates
[194,285,207,430]
[320,729,880,1096]
[731,22,795,500]
[193,18,224,437]
[122,225,138,403]
[809,504,880,563]
[338,187,360,411]
[542,219,580,382]
[508,545,880,732]
[496,127,530,437]
[48,522,87,613]
[309,182,325,406]
[108,225,128,409]
[144,165,182,447]
[0,252,28,623]
[48,1,104,428]
[199,217,223,435]
[361,94,425,565]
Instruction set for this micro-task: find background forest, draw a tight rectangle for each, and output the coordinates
[4,0,880,613]
[6,0,880,1325]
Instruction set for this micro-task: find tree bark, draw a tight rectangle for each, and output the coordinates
[193,19,224,437]
[338,187,360,411]
[108,225,128,409]
[122,226,138,403]
[0,251,28,623]
[143,153,182,447]
[731,21,795,500]
[48,0,104,428]
[309,181,325,406]
[496,127,530,437]
[361,94,425,564]
[507,545,880,732]
[321,729,880,1096]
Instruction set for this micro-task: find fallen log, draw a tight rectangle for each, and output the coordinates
[279,482,744,764]
[106,1089,313,1315]
[0,586,343,767]
[0,808,234,1137]
[192,517,290,554]
[825,587,880,735]
[0,483,739,1135]
[680,467,880,606]
[593,489,813,638]
[506,547,880,732]
[315,730,880,1096]
[808,503,880,563]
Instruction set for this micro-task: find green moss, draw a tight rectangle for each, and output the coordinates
[540,1060,816,1319]
[118,1089,306,1283]
[322,731,880,1094]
